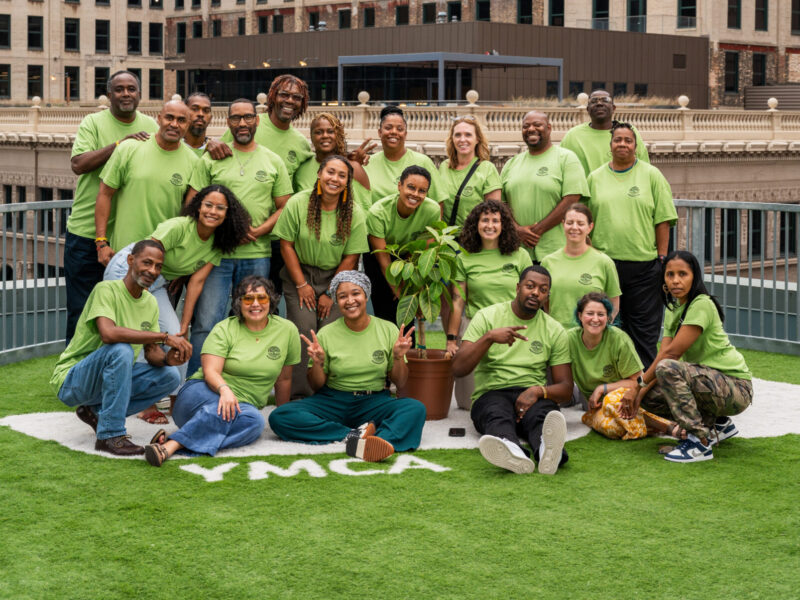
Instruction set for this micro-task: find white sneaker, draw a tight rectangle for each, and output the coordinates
[537,411,567,475]
[478,434,535,474]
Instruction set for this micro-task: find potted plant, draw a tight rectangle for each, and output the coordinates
[378,221,463,419]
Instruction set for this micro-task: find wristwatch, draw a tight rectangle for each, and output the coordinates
[637,375,647,389]
[446,334,457,341]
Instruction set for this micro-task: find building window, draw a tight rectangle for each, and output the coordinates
[258,16,268,33]
[96,20,110,53]
[793,0,800,34]
[673,53,687,69]
[476,0,490,21]
[64,65,79,100]
[677,0,696,29]
[396,4,409,25]
[613,82,627,96]
[96,0,110,5]
[549,0,564,26]
[724,51,739,93]
[628,0,646,32]
[28,16,43,50]
[129,0,141,6]
[128,22,142,53]
[569,81,584,97]
[151,0,163,8]
[517,0,532,24]
[149,68,163,99]
[780,211,798,257]
[127,67,141,84]
[175,0,184,9]
[149,23,163,54]
[28,65,43,98]
[0,15,9,49]
[447,2,461,22]
[364,7,375,27]
[212,19,221,37]
[176,22,186,52]
[633,82,647,96]
[727,0,740,29]
[752,53,767,86]
[309,12,319,29]
[192,0,200,8]
[591,81,605,91]
[754,0,767,31]
[339,9,351,29]
[192,20,202,38]
[546,80,559,97]
[65,18,80,51]
[236,0,244,4]
[593,0,609,29]
[273,14,283,33]
[94,66,109,98]
[177,70,186,97]
[238,17,245,35]
[211,0,220,5]
[0,64,10,99]
[422,3,436,24]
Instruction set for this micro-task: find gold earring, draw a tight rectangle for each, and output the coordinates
[317,180,322,195]
[341,189,347,203]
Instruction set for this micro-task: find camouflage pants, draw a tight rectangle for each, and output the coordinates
[641,359,753,439]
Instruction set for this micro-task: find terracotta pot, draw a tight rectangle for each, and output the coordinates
[397,348,454,420]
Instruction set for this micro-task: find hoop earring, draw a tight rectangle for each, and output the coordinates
[662,283,669,294]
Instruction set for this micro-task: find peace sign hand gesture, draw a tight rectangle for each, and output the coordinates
[300,329,326,365]
[392,324,415,360]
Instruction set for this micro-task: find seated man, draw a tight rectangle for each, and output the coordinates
[452,266,573,475]
[50,240,193,455]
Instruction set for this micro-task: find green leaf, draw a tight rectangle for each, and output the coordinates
[445,239,461,252]
[429,280,443,300]
[396,294,418,326]
[387,260,404,285]
[419,288,434,321]
[438,259,451,282]
[404,239,428,254]
[402,262,415,281]
[418,248,436,278]
[410,269,423,289]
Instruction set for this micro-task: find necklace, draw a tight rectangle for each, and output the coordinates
[233,149,256,176]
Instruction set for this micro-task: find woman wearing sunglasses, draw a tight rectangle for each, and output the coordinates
[144,275,300,466]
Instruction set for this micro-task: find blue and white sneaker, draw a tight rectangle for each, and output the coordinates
[709,417,739,447]
[664,434,713,463]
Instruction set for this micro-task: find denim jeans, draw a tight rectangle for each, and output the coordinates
[64,232,106,343]
[187,257,271,376]
[57,343,181,440]
[170,379,266,456]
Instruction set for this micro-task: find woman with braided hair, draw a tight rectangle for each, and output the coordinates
[273,155,369,399]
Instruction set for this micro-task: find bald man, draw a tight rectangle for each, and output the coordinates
[500,111,588,262]
[95,100,199,265]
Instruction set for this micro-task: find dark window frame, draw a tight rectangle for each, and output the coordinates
[148,68,163,100]
[176,21,186,53]
[238,17,245,35]
[64,65,79,100]
[475,0,490,22]
[95,19,110,54]
[27,64,43,99]
[422,2,436,24]
[339,8,351,29]
[211,18,221,37]
[127,21,142,54]
[191,20,202,38]
[627,0,646,32]
[549,0,564,26]
[0,14,10,49]
[447,2,461,22]
[793,0,800,34]
[677,0,696,29]
[724,51,739,93]
[396,4,410,25]
[754,0,768,31]
[28,16,44,51]
[0,64,10,99]
[272,14,283,33]
[752,52,767,86]
[94,66,110,98]
[727,0,741,29]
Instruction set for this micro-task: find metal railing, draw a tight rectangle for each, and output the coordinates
[1,199,798,364]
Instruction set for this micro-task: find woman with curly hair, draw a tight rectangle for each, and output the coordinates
[293,112,372,212]
[273,155,369,399]
[446,199,533,409]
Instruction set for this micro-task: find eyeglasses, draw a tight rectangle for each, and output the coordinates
[588,97,613,105]
[277,91,305,103]
[241,293,269,305]
[201,200,227,211]
[228,114,257,125]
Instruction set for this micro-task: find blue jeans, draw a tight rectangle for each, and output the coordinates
[171,379,266,455]
[64,232,106,343]
[188,257,270,375]
[57,343,181,440]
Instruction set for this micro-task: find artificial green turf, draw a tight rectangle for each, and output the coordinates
[2,348,799,598]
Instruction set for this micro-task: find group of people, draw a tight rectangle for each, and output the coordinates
[50,71,752,473]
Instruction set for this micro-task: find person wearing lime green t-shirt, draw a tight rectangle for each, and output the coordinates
[144,276,301,466]
[51,241,192,456]
[628,251,753,464]
[95,100,198,255]
[559,89,650,176]
[184,99,294,377]
[65,70,157,343]
[446,199,532,410]
[274,156,370,399]
[501,111,588,262]
[269,271,426,463]
[183,91,212,156]
[452,266,572,475]
[365,165,441,334]
[586,122,677,369]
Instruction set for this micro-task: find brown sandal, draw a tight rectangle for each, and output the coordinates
[144,443,168,467]
[149,429,167,445]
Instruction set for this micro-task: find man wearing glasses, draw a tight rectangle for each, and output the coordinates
[560,89,649,176]
[184,99,293,374]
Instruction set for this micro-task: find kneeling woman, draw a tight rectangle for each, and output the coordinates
[625,251,753,463]
[269,271,426,462]
[144,276,300,466]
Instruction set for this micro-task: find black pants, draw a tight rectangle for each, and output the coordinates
[471,387,568,466]
[64,231,106,343]
[268,239,284,295]
[614,258,664,370]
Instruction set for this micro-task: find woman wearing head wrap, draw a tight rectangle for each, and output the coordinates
[268,270,426,462]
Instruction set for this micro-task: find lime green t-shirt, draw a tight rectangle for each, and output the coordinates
[540,247,622,329]
[292,156,372,214]
[150,216,223,281]
[183,140,206,157]
[559,122,650,176]
[463,302,571,403]
[100,136,199,251]
[439,158,502,227]
[190,315,301,409]
[364,149,447,205]
[188,143,293,259]
[366,193,440,247]
[50,280,160,392]
[567,326,643,398]
[455,247,533,319]
[273,189,369,270]
[586,161,677,261]
[316,317,399,392]
[663,295,751,381]
[500,146,589,261]
[68,110,158,239]
[222,117,313,182]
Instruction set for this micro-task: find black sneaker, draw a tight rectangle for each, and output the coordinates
[345,422,394,462]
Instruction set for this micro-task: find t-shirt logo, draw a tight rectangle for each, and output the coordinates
[267,346,281,360]
[502,263,515,273]
[255,170,269,182]
[170,173,183,186]
[371,350,386,364]
[579,273,593,285]
[602,364,614,378]
[529,340,543,354]
[195,260,207,270]
[141,321,152,330]
[536,167,549,176]
[462,185,474,198]
[627,186,640,198]
[329,233,344,246]
[287,150,297,164]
